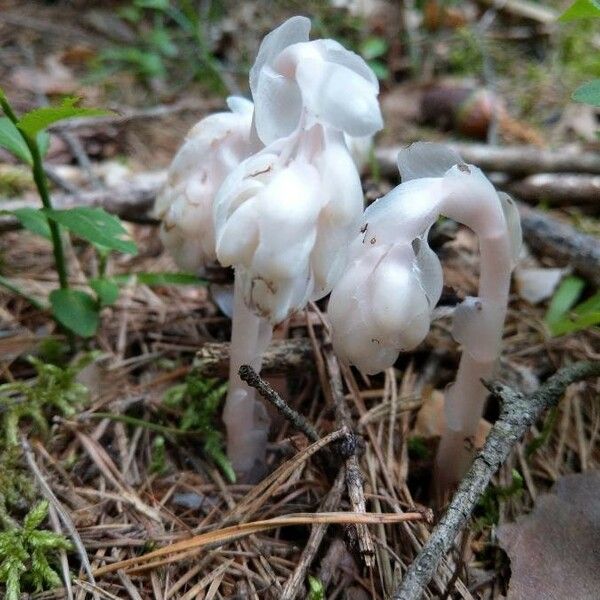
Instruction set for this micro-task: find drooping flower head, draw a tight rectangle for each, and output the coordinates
[155,97,257,272]
[328,143,522,374]
[213,17,384,324]
[249,16,383,146]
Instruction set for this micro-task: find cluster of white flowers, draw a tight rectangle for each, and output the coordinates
[329,143,522,375]
[156,17,522,483]
[157,16,382,324]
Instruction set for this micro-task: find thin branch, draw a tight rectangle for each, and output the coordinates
[324,347,375,569]
[238,364,320,443]
[393,360,600,600]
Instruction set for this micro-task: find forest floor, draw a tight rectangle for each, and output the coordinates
[0,1,598,599]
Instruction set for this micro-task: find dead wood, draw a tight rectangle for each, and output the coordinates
[508,173,600,206]
[0,174,165,232]
[377,144,600,176]
[519,204,600,287]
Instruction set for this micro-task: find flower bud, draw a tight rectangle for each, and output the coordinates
[155,97,256,272]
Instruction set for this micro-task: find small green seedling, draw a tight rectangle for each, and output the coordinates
[0,90,138,338]
[164,375,234,482]
[545,276,600,336]
[0,354,94,446]
[560,1,600,108]
[0,500,72,600]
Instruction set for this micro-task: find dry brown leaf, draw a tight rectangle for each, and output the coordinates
[498,471,600,600]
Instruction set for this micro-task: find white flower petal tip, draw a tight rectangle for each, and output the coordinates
[250,17,383,144]
[155,99,257,271]
[397,142,462,182]
[214,132,363,325]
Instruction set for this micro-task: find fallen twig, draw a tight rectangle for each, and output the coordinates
[519,204,600,288]
[508,173,600,206]
[325,347,376,568]
[94,510,430,577]
[377,144,600,176]
[393,360,600,600]
[195,339,314,379]
[238,364,320,443]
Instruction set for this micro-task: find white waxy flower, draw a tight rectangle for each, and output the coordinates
[328,142,522,375]
[154,97,257,272]
[214,128,364,324]
[250,16,383,145]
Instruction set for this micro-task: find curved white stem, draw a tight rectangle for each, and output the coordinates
[223,274,273,479]
[435,232,512,490]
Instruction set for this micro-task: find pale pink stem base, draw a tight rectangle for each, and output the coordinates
[435,233,511,492]
[435,355,495,492]
[223,275,272,479]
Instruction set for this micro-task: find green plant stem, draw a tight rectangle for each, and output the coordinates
[25,139,69,290]
[0,94,69,290]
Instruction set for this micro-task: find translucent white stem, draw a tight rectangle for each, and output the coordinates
[223,274,273,479]
[435,233,512,490]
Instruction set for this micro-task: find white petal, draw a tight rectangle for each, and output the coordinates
[226,95,254,115]
[344,133,373,172]
[397,142,462,182]
[369,245,431,349]
[413,233,444,309]
[296,59,383,136]
[498,192,523,265]
[253,67,303,144]
[251,162,322,279]
[363,177,443,245]
[215,199,260,268]
[249,16,311,97]
[316,39,379,90]
[210,283,234,317]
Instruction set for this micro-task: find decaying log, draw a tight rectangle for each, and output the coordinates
[508,173,600,206]
[376,144,600,177]
[519,204,600,287]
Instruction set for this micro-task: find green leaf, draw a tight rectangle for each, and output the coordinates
[89,277,120,307]
[37,130,50,158]
[360,36,388,60]
[549,290,600,335]
[307,575,325,600]
[0,117,32,164]
[572,79,600,106]
[17,97,112,139]
[23,501,48,532]
[45,207,137,255]
[50,289,99,337]
[559,0,600,20]
[135,0,170,9]
[10,208,51,240]
[112,272,205,286]
[545,275,585,326]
